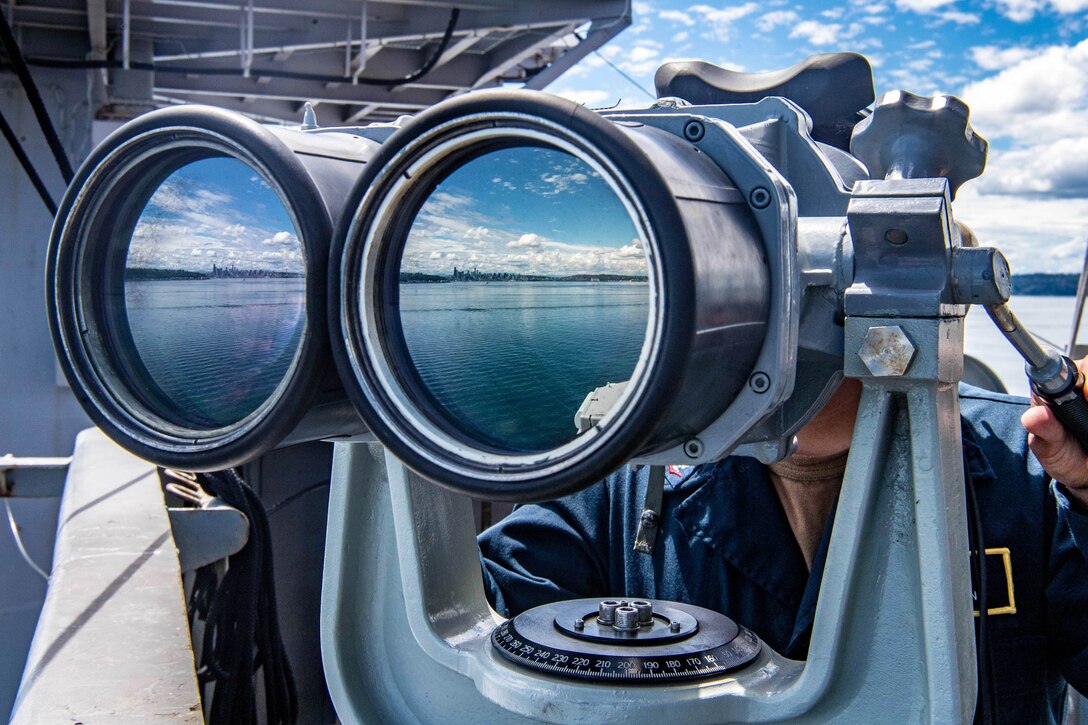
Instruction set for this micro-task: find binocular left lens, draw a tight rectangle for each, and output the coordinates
[49,105,372,470]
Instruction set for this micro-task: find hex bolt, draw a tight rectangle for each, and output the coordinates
[749,187,772,209]
[884,228,909,245]
[683,438,704,459]
[631,600,654,625]
[748,371,771,393]
[598,600,621,625]
[574,619,585,631]
[614,606,640,631]
[683,120,705,142]
[859,325,917,377]
[670,621,681,633]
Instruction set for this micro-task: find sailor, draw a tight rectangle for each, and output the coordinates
[478,373,1088,723]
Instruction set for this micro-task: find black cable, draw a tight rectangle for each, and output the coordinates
[228,469,298,725]
[965,455,997,725]
[0,105,57,215]
[0,10,74,183]
[187,469,298,724]
[367,7,460,87]
[7,8,460,89]
[265,480,329,517]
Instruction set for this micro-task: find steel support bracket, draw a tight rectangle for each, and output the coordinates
[845,178,965,318]
[167,501,249,572]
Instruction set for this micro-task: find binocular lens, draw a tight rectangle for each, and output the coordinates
[398,146,650,453]
[120,157,306,429]
[332,90,776,500]
[48,105,372,470]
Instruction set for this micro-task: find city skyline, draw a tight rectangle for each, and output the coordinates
[126,156,305,275]
[401,146,650,277]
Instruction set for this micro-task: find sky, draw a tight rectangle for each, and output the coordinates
[402,146,647,276]
[127,157,304,274]
[544,0,1088,274]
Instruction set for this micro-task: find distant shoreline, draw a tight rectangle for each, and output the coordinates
[126,267,304,281]
[400,271,648,284]
[127,268,1078,292]
[1011,274,1080,296]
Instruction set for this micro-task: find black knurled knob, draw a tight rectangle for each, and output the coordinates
[850,90,988,199]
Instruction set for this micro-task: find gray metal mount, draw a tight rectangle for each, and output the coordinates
[317,87,997,723]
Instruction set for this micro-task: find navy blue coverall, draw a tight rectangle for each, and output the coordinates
[478,386,1088,723]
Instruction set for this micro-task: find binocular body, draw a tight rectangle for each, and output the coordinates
[48,83,989,503]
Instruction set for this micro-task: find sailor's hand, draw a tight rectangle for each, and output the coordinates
[1022,356,1088,499]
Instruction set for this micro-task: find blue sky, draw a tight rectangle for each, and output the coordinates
[128,157,303,273]
[402,146,647,276]
[545,0,1088,273]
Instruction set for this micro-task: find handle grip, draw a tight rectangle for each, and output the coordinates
[1033,359,1088,453]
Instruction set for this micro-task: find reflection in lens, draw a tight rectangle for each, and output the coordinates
[122,157,306,428]
[398,146,649,453]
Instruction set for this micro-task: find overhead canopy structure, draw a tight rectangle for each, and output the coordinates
[4,0,630,123]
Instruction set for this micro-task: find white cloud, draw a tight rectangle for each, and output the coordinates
[936,10,980,23]
[974,137,1088,198]
[969,45,1043,70]
[992,0,1088,20]
[689,3,760,42]
[954,186,1088,273]
[949,38,1088,272]
[895,0,955,11]
[508,233,544,249]
[789,20,843,45]
[993,0,1042,20]
[672,31,690,42]
[756,10,800,32]
[1052,0,1088,10]
[617,44,662,76]
[628,45,660,63]
[659,9,695,25]
[960,39,1088,144]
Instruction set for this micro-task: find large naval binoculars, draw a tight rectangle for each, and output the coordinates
[48,52,997,496]
[49,52,1001,721]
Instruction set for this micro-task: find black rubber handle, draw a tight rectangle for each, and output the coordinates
[653,53,874,151]
[1033,359,1088,453]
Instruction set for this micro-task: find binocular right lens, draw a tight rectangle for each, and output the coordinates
[398,144,651,453]
[331,90,776,501]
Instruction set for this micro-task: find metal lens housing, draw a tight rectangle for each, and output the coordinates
[49,105,353,470]
[333,91,772,501]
